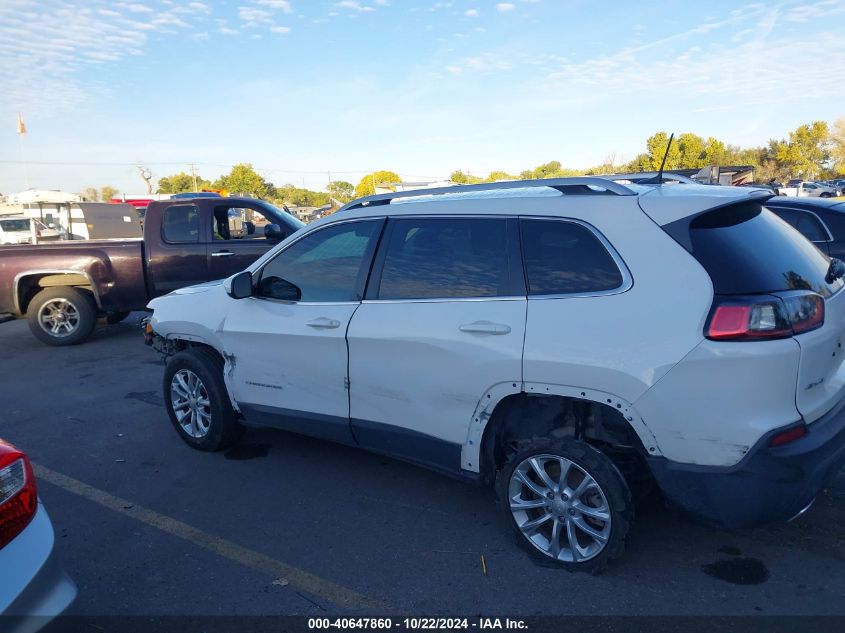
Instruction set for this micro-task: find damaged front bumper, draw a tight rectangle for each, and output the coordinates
[647,394,845,529]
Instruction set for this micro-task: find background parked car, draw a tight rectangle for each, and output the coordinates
[0,217,60,245]
[765,197,845,258]
[0,439,76,631]
[779,181,839,198]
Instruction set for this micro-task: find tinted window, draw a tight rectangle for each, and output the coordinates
[377,218,511,300]
[162,205,200,243]
[817,208,845,241]
[0,219,30,232]
[258,220,380,302]
[684,205,842,297]
[768,207,829,242]
[521,220,624,295]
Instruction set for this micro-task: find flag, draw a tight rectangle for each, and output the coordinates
[16,112,26,136]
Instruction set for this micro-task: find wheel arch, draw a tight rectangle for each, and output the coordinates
[464,382,663,481]
[15,269,101,315]
[164,337,240,413]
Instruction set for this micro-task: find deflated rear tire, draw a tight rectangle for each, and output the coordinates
[27,286,97,346]
[164,348,243,451]
[496,437,632,574]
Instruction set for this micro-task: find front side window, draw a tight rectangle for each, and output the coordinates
[212,204,277,241]
[377,217,511,300]
[520,219,624,295]
[162,205,200,243]
[257,220,380,302]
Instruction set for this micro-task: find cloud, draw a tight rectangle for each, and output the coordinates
[256,0,294,11]
[496,3,515,11]
[465,8,479,17]
[335,1,376,11]
[270,25,291,33]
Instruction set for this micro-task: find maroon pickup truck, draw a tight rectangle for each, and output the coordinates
[0,196,304,345]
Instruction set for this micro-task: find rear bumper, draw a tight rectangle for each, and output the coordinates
[0,504,76,632]
[648,393,845,528]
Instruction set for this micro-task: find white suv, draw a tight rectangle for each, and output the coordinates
[146,178,845,572]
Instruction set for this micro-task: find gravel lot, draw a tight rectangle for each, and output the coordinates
[2,314,845,616]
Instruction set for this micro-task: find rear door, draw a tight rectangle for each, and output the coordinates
[347,216,525,473]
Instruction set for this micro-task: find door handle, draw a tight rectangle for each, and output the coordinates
[211,250,235,257]
[459,321,511,335]
[306,317,341,329]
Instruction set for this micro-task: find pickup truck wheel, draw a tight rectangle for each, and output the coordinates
[163,348,243,451]
[27,287,97,346]
[496,437,632,574]
[820,192,833,198]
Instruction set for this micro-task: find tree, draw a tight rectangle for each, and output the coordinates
[355,170,401,198]
[644,132,681,170]
[327,180,354,202]
[677,133,706,168]
[157,171,211,194]
[450,169,482,184]
[100,186,118,202]
[773,121,830,179]
[80,187,98,201]
[213,163,276,198]
[829,117,845,174]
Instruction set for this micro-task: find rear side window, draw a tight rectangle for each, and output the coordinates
[520,219,624,295]
[162,205,200,243]
[769,207,829,242]
[377,218,511,300]
[683,204,842,297]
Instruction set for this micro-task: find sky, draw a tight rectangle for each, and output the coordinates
[1,0,844,195]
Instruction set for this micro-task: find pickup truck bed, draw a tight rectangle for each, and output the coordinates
[0,196,303,345]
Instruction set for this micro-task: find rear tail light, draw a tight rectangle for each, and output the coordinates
[706,292,824,341]
[0,440,37,550]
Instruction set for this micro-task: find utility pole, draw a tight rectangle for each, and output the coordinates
[191,163,198,192]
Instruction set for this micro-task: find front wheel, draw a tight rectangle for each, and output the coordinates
[26,287,97,346]
[163,348,243,451]
[496,437,632,573]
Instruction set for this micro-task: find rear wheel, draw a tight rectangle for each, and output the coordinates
[26,287,97,346]
[496,437,632,573]
[163,348,243,451]
[820,193,832,198]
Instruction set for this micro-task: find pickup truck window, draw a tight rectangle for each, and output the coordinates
[211,204,281,241]
[162,205,200,243]
[257,220,381,303]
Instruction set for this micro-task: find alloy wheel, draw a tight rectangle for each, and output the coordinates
[170,369,212,438]
[508,453,612,562]
[38,299,81,338]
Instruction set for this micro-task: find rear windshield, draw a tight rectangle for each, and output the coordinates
[0,219,30,232]
[685,204,843,297]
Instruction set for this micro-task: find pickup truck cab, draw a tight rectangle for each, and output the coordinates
[0,196,304,345]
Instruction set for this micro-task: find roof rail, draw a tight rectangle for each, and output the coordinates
[338,177,637,212]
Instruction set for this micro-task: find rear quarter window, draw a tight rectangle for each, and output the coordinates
[162,205,200,243]
[520,219,625,295]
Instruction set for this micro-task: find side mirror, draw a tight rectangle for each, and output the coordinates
[264,223,285,241]
[258,276,301,302]
[244,221,256,235]
[228,271,253,299]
